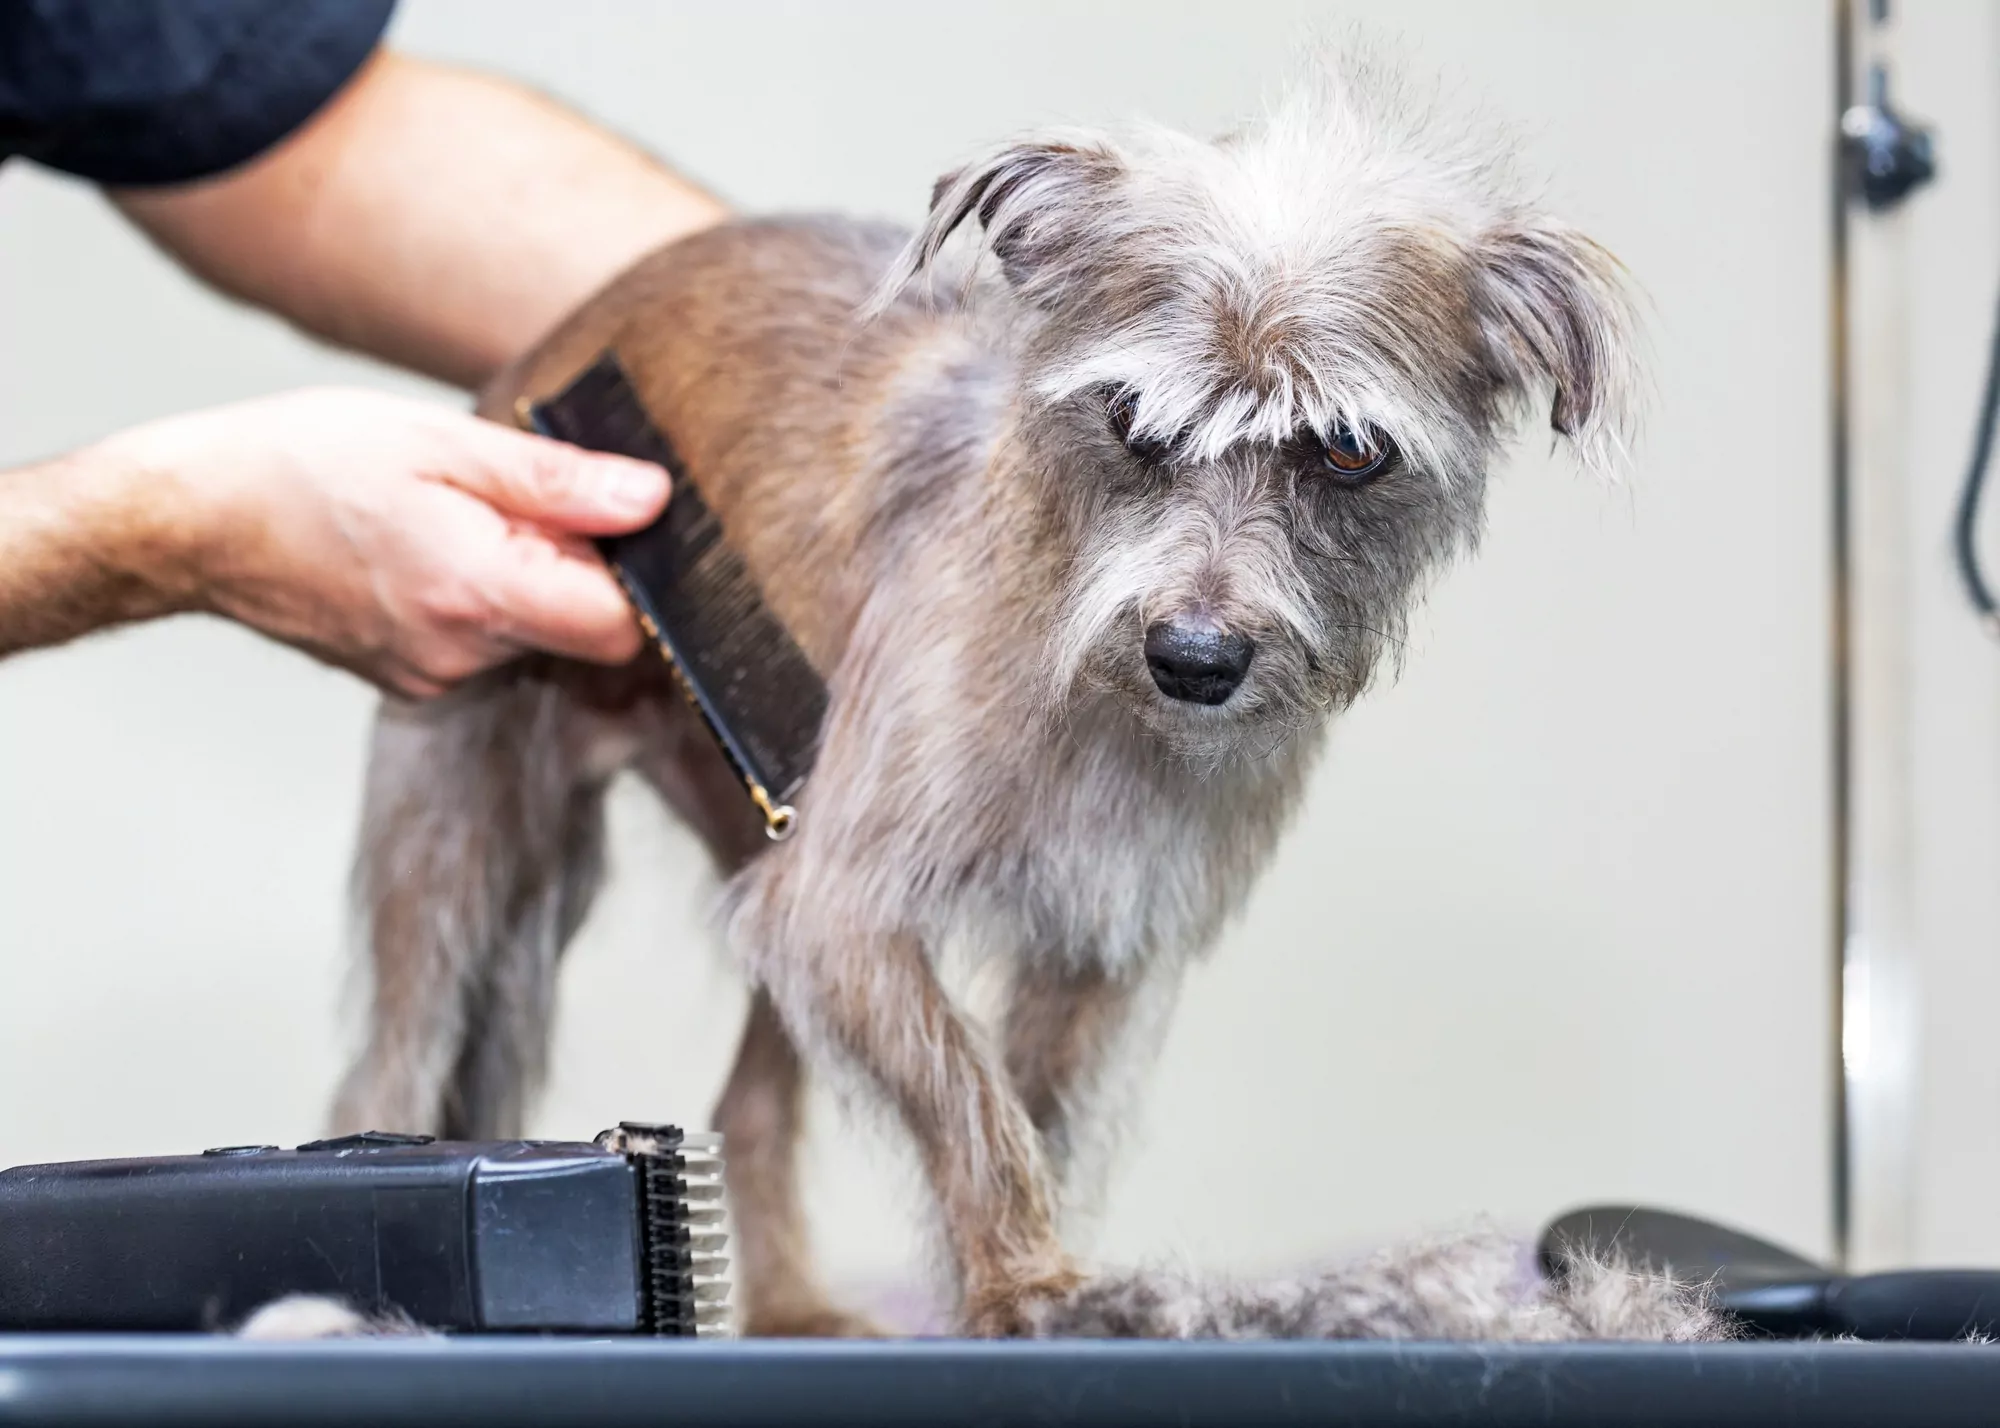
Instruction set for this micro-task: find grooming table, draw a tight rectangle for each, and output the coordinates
[1,1336,1996,1427]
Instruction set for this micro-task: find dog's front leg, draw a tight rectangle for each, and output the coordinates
[762,930,1079,1336]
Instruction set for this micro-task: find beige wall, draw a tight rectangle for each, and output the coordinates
[10,0,1969,1304]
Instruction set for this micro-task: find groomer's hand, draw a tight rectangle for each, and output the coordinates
[10,388,668,698]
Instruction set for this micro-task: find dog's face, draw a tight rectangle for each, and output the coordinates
[879,55,1640,768]
[1023,379,1482,767]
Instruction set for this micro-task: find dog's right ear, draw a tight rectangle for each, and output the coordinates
[867,134,1125,315]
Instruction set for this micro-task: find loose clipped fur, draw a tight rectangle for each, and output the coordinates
[1033,1231,1732,1342]
[235,1295,433,1341]
[330,49,1643,1338]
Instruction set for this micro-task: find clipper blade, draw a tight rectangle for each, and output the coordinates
[600,1122,734,1337]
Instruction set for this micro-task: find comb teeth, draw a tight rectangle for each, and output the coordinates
[619,1124,733,1337]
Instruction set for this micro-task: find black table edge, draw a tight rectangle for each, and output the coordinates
[2,1334,1997,1427]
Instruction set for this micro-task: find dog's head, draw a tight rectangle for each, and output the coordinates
[877,53,1641,768]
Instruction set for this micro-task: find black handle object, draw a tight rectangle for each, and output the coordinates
[523,355,828,841]
[1542,1204,2000,1341]
[1825,1271,2000,1341]
[0,1125,726,1334]
[1726,1271,2000,1341]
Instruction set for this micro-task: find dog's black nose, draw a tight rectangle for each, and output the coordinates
[1144,617,1255,705]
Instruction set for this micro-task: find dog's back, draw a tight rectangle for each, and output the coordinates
[478,217,995,671]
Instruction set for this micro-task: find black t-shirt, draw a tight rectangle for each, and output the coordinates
[0,0,396,186]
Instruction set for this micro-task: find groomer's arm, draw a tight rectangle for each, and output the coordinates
[0,390,669,698]
[112,50,727,389]
[0,41,725,694]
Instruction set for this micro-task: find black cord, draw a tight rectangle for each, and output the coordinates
[1955,281,2000,635]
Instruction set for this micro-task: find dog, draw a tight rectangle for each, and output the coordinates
[330,49,1641,1338]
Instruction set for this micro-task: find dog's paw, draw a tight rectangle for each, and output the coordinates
[741,1303,888,1339]
[960,1267,1091,1338]
[234,1294,433,1341]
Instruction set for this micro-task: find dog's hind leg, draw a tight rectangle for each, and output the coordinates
[331,667,624,1140]
[630,722,879,1336]
[710,990,884,1336]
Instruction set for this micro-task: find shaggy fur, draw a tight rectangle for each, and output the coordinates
[330,48,1641,1338]
[1031,1232,1733,1342]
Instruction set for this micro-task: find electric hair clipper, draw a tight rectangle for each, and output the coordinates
[0,1123,727,1335]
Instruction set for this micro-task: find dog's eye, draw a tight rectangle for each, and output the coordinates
[1316,423,1393,484]
[1105,388,1172,465]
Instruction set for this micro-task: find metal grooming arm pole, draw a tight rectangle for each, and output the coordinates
[1829,0,1935,1274]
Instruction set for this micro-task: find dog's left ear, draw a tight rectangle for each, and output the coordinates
[868,133,1126,314]
[1472,219,1642,473]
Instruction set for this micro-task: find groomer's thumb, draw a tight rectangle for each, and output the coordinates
[446,419,669,534]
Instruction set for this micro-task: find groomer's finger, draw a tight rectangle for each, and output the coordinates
[437,417,669,534]
[482,528,647,665]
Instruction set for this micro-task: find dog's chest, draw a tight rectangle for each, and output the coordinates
[966,724,1297,973]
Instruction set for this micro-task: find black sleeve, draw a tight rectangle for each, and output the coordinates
[0,0,396,187]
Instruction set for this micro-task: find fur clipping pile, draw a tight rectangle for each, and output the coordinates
[234,1294,433,1341]
[1025,1230,1734,1343]
[234,1230,1730,1344]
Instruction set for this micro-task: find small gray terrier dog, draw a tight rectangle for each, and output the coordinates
[331,53,1675,1338]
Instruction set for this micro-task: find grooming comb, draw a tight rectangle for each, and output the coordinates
[520,354,827,841]
[0,1123,729,1336]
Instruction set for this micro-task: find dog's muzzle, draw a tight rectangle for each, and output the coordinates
[1144,616,1255,705]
